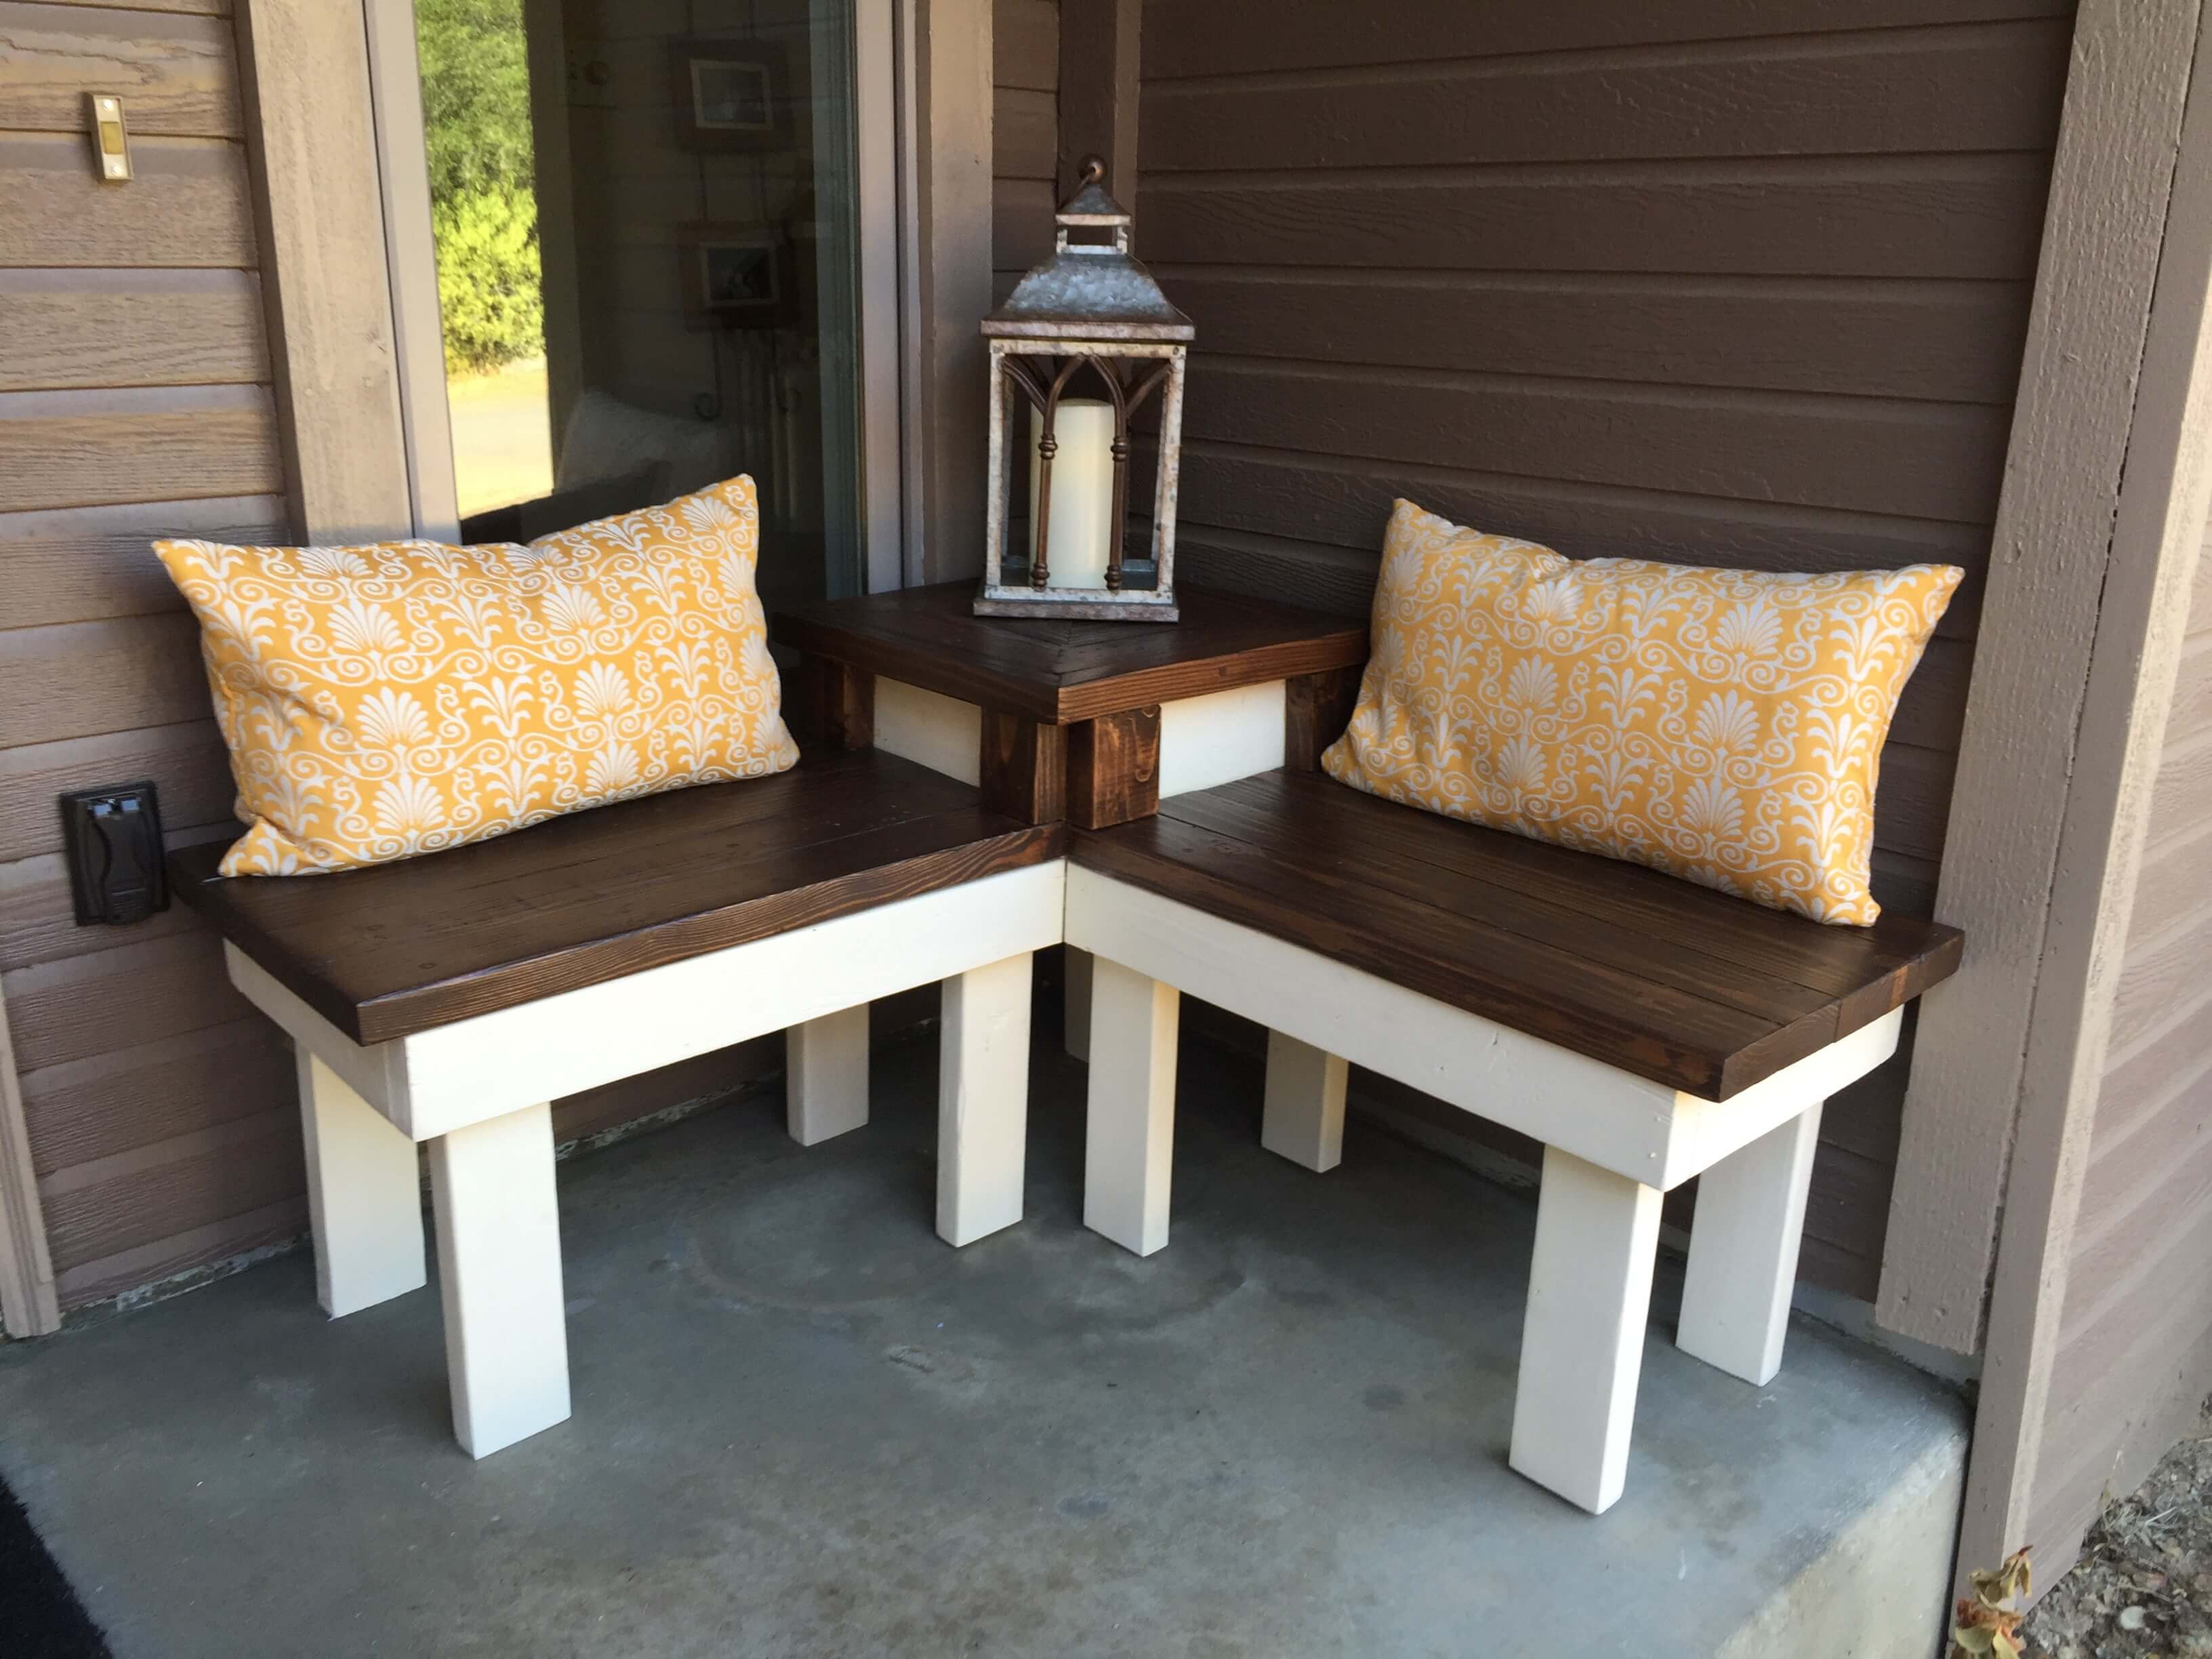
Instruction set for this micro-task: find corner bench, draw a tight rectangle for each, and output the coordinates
[170,748,1064,1457]
[1065,767,1962,1514]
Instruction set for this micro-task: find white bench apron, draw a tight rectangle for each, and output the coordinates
[1061,768,1961,1515]
[171,750,1062,1458]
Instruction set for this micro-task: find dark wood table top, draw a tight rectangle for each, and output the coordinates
[771,580,1369,724]
[1072,769,1963,1101]
[171,750,1064,1046]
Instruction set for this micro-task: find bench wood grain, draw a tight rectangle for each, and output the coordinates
[171,748,1065,1046]
[1070,769,1961,1101]
[772,579,1368,725]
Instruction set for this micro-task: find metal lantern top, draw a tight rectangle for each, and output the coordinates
[982,159,1193,345]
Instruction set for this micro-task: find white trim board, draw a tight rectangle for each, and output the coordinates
[1158,680,1286,800]
[1065,865,1900,1193]
[875,676,984,784]
[225,861,1065,1142]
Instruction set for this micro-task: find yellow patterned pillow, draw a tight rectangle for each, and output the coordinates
[157,475,799,876]
[1321,499,1961,925]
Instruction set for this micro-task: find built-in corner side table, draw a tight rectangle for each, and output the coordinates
[770,581,1369,830]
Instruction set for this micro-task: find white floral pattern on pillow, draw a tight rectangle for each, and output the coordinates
[157,474,798,876]
[1321,499,1961,925]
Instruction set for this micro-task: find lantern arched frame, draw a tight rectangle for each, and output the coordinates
[975,160,1192,622]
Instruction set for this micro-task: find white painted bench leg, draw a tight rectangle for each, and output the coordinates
[1677,1101,1824,1387]
[296,1049,426,1318]
[1260,1029,1347,1172]
[937,951,1033,1247]
[428,1101,571,1458]
[1083,956,1180,1256]
[1063,945,1093,1062]
[786,1005,871,1146]
[1509,1145,1663,1514]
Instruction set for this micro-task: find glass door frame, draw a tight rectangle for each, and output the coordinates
[359,0,908,594]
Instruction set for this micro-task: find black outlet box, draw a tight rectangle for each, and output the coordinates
[60,781,167,926]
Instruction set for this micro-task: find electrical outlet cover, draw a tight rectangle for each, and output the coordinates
[60,781,167,926]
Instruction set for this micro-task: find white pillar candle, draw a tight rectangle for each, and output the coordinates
[1028,397,1115,590]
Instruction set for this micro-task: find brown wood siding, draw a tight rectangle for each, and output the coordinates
[1139,0,2070,1298]
[0,5,933,1313]
[993,0,1057,301]
[2024,513,2212,1572]
[0,0,293,1307]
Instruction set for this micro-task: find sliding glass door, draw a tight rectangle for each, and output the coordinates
[401,0,880,606]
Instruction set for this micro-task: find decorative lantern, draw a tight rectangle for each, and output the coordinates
[976,158,1193,621]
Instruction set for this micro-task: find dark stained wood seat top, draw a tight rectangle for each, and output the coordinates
[171,749,1063,1047]
[1071,769,1963,1101]
[771,580,1368,724]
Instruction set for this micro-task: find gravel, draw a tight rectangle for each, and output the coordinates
[2021,1412,2212,1659]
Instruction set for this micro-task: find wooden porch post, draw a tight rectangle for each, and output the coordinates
[1872,0,2212,1586]
[232,0,415,546]
[1057,0,1141,207]
[1879,0,2209,1352]
[903,0,995,583]
[0,981,60,1336]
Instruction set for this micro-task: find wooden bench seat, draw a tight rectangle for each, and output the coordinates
[1063,767,1963,1513]
[171,748,1065,1458]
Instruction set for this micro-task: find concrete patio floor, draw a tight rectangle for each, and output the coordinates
[0,1017,1967,1658]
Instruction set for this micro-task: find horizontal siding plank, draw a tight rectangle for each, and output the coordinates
[33,0,228,14]
[1820,1034,1912,1163]
[1,928,250,1071]
[2108,898,2212,1056]
[550,1035,777,1147]
[2058,1129,2212,1356]
[0,268,266,390]
[994,0,1057,92]
[994,85,1057,182]
[0,492,285,627]
[1140,155,2054,281]
[17,1015,289,1175]
[1155,270,2034,404]
[54,1192,302,1309]
[37,1104,300,1273]
[994,175,1056,273]
[2039,1297,2212,1513]
[1802,1139,1895,1264]
[0,847,205,970]
[2030,1315,2212,1593]
[2078,1065,2211,1255]
[1140,0,2074,79]
[1869,849,1940,920]
[0,1,241,138]
[1797,1231,1878,1302]
[1171,459,1988,634]
[0,131,252,266]
[0,613,212,747]
[0,720,234,862]
[1142,22,2068,172]
[2189,533,2212,634]
[0,384,281,512]
[2131,819,2212,936]
[1869,742,1956,864]
[2159,630,2212,747]
[1894,637,1972,754]
[2099,972,2212,1155]
[2144,731,2212,863]
[1181,360,2011,524]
